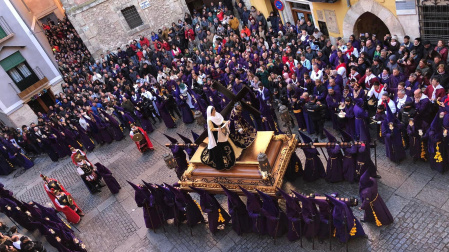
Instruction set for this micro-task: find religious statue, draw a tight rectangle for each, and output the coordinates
[229,102,257,149]
[201,106,241,170]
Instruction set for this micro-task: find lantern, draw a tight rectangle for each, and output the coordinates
[278,105,292,137]
[257,152,271,173]
[163,153,177,169]
[194,110,206,127]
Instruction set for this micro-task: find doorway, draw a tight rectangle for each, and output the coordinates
[39,12,59,25]
[289,2,313,24]
[353,12,390,41]
[27,90,55,115]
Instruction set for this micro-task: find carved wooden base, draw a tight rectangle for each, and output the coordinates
[179,132,297,196]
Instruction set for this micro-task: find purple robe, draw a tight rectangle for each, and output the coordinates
[170,145,188,179]
[135,110,154,133]
[324,144,344,183]
[327,195,365,243]
[156,100,176,128]
[128,182,163,230]
[344,105,356,139]
[407,124,422,161]
[354,104,371,142]
[165,184,204,227]
[101,110,124,141]
[221,185,252,235]
[277,189,304,242]
[292,192,320,239]
[74,126,95,152]
[257,190,288,238]
[95,163,121,194]
[177,96,194,124]
[359,172,394,226]
[382,122,406,163]
[240,186,267,235]
[191,187,231,234]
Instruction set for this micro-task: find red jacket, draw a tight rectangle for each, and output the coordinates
[185,28,195,41]
[140,37,150,48]
[424,84,446,101]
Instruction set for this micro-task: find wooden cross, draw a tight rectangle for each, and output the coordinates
[194,81,261,144]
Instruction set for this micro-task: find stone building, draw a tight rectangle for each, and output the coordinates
[0,0,64,127]
[61,0,190,57]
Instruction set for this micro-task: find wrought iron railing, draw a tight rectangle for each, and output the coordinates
[418,0,449,44]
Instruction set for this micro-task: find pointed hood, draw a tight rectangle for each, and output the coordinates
[323,128,337,143]
[325,194,355,231]
[256,189,279,217]
[385,104,396,123]
[291,190,316,216]
[191,131,200,142]
[177,133,192,144]
[430,113,441,131]
[299,131,313,144]
[354,98,364,107]
[164,134,178,144]
[239,186,262,213]
[339,129,353,142]
[276,187,300,212]
[220,184,244,207]
[359,170,373,193]
[127,181,142,191]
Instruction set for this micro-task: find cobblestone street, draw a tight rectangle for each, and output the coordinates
[2,119,449,252]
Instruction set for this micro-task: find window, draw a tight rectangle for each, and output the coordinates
[0,26,6,39]
[121,6,143,29]
[0,52,39,91]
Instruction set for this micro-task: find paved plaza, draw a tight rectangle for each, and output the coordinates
[1,119,449,252]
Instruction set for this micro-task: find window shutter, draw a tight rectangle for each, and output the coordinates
[0,51,26,71]
[0,26,6,39]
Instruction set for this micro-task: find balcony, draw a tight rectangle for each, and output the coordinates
[16,67,50,101]
[0,16,14,45]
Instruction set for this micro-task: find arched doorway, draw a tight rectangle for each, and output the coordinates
[342,0,405,41]
[353,12,390,40]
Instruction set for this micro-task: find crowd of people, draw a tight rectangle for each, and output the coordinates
[0,184,87,252]
[0,1,445,176]
[0,0,448,248]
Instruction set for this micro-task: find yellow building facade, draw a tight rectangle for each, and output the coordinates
[250,0,420,43]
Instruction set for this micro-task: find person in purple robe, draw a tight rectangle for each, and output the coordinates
[190,186,231,234]
[343,97,356,139]
[220,184,252,236]
[258,96,281,134]
[239,186,267,235]
[135,108,154,133]
[95,163,121,194]
[374,105,386,144]
[382,106,406,163]
[310,196,332,241]
[84,115,103,144]
[165,184,204,228]
[357,128,379,178]
[326,87,343,130]
[326,195,366,243]
[127,181,163,231]
[340,130,359,183]
[291,191,320,242]
[256,189,288,239]
[291,95,307,132]
[145,183,174,222]
[0,153,13,175]
[277,188,304,242]
[100,108,124,141]
[158,184,183,226]
[407,118,425,162]
[323,129,344,183]
[177,93,194,123]
[177,133,197,159]
[92,114,113,144]
[46,127,71,158]
[353,98,371,142]
[73,125,95,152]
[423,113,448,173]
[165,134,188,179]
[359,170,394,226]
[7,146,34,170]
[285,151,303,181]
[156,96,176,128]
[299,132,326,182]
[60,122,82,150]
